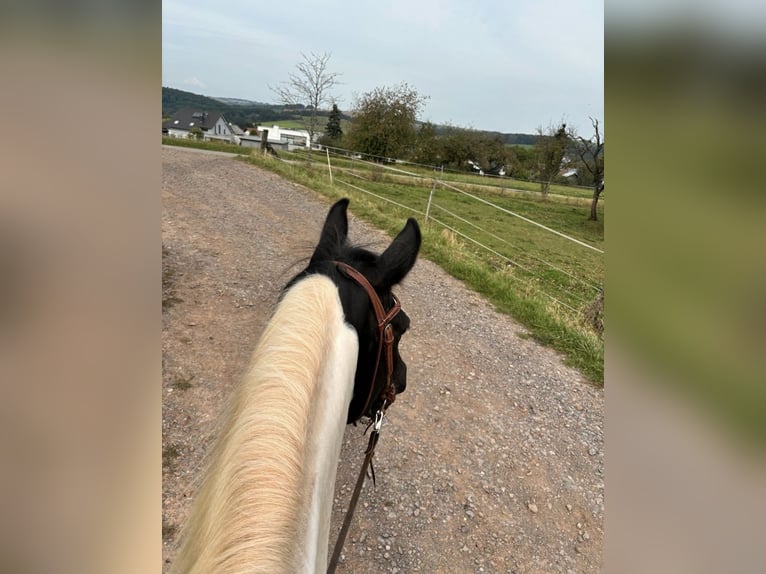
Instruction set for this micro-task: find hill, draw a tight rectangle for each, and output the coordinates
[161,87,536,143]
[162,87,230,115]
[212,96,271,107]
[162,87,304,128]
[486,131,537,146]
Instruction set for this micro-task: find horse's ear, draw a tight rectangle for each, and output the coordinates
[376,218,421,288]
[310,198,349,264]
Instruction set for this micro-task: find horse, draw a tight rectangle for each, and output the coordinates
[171,198,421,574]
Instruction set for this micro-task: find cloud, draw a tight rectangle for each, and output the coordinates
[162,0,289,49]
[182,76,206,89]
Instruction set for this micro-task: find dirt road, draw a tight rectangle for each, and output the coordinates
[162,146,604,573]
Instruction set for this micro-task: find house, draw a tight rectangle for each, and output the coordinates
[238,125,316,151]
[229,123,245,137]
[162,108,239,143]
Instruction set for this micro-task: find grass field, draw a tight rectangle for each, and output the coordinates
[299,148,595,201]
[162,138,604,383]
[257,116,354,132]
[161,136,250,155]
[319,155,604,314]
[257,119,307,129]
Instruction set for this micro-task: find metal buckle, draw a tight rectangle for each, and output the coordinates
[373,406,385,432]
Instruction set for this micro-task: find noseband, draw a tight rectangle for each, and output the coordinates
[334,261,402,422]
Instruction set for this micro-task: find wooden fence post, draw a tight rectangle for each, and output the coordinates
[260,129,269,154]
[424,179,436,225]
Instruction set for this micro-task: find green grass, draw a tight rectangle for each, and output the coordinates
[257,116,353,131]
[291,147,595,201]
[240,150,604,384]
[258,119,307,129]
[162,136,251,155]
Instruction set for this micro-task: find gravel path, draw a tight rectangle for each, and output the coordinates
[162,146,604,573]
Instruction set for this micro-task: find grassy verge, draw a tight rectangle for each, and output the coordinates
[162,136,251,155]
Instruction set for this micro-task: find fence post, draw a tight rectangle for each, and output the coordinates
[326,148,333,186]
[424,179,436,225]
[260,129,269,154]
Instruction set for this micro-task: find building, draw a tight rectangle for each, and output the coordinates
[162,108,239,143]
[238,125,316,150]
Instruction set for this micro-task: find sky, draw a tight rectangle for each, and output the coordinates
[162,0,603,136]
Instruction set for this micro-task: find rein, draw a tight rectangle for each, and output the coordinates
[327,262,402,573]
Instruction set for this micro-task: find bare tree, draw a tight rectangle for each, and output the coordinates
[535,122,570,199]
[575,117,605,221]
[270,52,341,153]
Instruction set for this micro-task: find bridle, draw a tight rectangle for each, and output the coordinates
[327,261,404,574]
[334,261,402,423]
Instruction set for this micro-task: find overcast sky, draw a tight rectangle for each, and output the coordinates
[162,0,603,135]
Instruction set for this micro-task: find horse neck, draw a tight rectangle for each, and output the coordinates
[172,275,358,574]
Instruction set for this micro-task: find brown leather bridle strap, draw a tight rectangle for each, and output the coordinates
[334,262,401,420]
[335,262,401,330]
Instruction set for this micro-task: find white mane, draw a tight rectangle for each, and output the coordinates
[171,274,358,573]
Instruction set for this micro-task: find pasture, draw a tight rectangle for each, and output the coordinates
[247,148,604,383]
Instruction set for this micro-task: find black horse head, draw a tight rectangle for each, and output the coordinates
[286,198,421,423]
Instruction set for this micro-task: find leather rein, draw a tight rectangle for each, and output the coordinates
[327,261,403,573]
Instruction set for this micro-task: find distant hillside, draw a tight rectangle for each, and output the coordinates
[163,86,320,128]
[212,96,271,107]
[162,87,536,143]
[162,87,229,115]
[486,131,537,146]
[430,123,536,146]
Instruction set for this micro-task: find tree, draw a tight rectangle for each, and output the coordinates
[322,103,343,146]
[535,122,570,198]
[435,126,510,174]
[346,83,429,160]
[574,117,605,221]
[437,125,473,170]
[475,134,510,175]
[270,52,341,152]
[506,145,535,179]
[411,122,440,165]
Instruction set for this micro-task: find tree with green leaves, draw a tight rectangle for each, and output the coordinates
[270,51,341,153]
[346,83,429,160]
[438,125,476,170]
[505,145,535,179]
[473,133,509,175]
[535,122,570,198]
[411,122,440,165]
[322,103,343,146]
[435,125,509,174]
